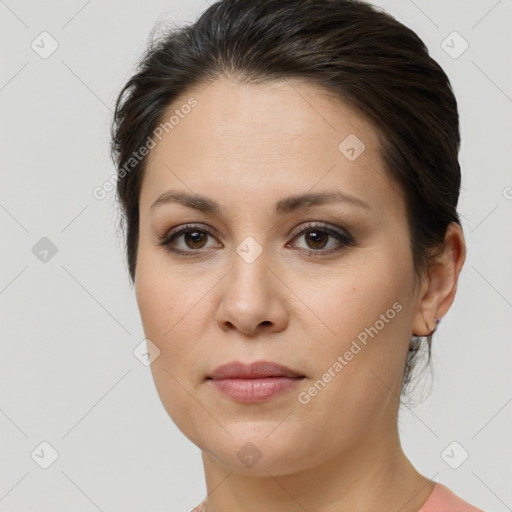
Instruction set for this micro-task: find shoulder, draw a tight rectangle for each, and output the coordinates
[419,482,485,512]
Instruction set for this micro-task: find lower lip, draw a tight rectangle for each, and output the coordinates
[209,377,303,403]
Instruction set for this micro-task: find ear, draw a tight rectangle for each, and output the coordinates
[412,222,466,336]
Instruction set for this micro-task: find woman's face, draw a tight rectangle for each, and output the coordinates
[135,77,424,475]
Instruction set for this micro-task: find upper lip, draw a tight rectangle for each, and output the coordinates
[208,360,305,380]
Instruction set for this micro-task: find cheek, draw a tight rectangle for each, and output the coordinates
[135,243,185,338]
[300,249,413,403]
[135,251,211,377]
[136,264,210,440]
[307,253,411,348]
[136,272,192,363]
[135,271,169,341]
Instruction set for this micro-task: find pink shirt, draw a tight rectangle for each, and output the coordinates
[194,482,484,511]
[419,482,484,512]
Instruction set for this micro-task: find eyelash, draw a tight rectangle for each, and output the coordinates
[157,222,354,258]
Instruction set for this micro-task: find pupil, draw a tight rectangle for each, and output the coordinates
[308,230,327,249]
[187,231,205,247]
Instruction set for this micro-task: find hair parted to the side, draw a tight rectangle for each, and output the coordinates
[110,0,462,402]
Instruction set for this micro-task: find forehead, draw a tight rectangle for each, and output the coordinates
[140,77,402,218]
[148,76,381,158]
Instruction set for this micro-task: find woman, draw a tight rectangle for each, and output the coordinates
[110,1,483,510]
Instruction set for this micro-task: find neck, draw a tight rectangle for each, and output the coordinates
[199,420,435,512]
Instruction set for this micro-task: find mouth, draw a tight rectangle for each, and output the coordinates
[208,360,305,380]
[206,360,306,403]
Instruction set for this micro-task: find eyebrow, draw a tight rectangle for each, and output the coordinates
[149,190,371,216]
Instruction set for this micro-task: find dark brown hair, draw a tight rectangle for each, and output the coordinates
[110,0,462,400]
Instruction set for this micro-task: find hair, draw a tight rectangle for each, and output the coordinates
[110,0,462,402]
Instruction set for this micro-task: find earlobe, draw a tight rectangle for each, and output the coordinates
[411,222,466,337]
[415,316,440,337]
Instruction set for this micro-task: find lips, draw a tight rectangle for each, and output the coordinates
[207,360,306,403]
[208,360,305,380]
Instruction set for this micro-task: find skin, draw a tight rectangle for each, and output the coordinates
[134,77,466,512]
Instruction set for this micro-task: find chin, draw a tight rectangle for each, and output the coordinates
[204,445,305,476]
[193,425,323,477]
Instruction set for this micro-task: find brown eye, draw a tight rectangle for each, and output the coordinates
[158,224,221,256]
[303,229,330,250]
[182,229,209,249]
[289,222,354,256]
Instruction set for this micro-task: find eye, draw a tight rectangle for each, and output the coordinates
[287,222,354,256]
[158,221,354,257]
[158,224,221,256]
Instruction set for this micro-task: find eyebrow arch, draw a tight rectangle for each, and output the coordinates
[149,190,371,216]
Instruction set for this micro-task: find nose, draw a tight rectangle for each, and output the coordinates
[215,248,289,337]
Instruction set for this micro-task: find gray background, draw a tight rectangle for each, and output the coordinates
[1,0,511,511]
